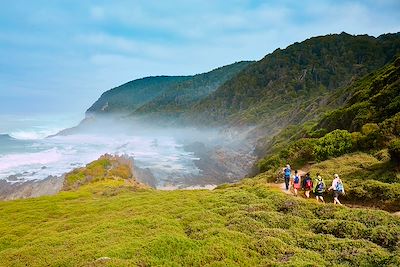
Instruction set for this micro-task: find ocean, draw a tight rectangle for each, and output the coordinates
[0,114,200,187]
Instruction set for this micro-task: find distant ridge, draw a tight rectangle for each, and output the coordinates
[86,61,253,118]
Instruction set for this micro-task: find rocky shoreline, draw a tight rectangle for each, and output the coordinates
[0,141,257,200]
[0,175,64,201]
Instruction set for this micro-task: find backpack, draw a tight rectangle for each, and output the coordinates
[336,180,344,192]
[294,175,300,184]
[316,179,325,193]
[284,168,291,177]
[305,179,312,189]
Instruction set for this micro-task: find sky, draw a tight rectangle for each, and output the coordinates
[0,0,399,116]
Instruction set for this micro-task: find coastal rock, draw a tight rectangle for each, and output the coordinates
[0,175,64,201]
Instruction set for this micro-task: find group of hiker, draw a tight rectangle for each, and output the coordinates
[283,164,345,205]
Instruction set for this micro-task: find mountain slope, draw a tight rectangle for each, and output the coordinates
[86,61,252,118]
[258,56,400,170]
[188,32,400,127]
[254,56,400,212]
[133,61,252,119]
[86,76,190,116]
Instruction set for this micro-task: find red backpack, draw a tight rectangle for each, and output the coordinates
[305,179,313,189]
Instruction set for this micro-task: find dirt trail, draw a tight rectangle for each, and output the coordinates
[275,165,310,194]
[271,165,400,216]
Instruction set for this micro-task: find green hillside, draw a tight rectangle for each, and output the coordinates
[133,61,253,119]
[1,165,399,266]
[86,61,252,118]
[254,56,400,214]
[258,56,400,170]
[188,33,400,127]
[87,76,190,115]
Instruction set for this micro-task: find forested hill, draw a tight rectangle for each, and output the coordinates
[188,32,400,126]
[86,76,190,115]
[86,61,253,117]
[132,61,253,118]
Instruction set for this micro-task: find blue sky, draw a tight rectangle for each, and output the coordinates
[0,0,399,116]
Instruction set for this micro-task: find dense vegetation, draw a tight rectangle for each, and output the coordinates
[258,57,400,170]
[188,32,400,127]
[1,170,399,266]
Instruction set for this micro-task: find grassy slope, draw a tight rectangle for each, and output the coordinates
[1,176,400,266]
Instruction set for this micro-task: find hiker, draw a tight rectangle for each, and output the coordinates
[291,170,301,196]
[283,164,291,191]
[302,173,313,198]
[313,173,326,203]
[328,174,345,205]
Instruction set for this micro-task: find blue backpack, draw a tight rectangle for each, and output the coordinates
[284,168,291,177]
[336,181,344,192]
[294,175,300,184]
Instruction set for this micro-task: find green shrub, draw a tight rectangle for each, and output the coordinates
[368,226,400,250]
[257,155,282,173]
[344,180,400,210]
[314,130,353,161]
[311,219,367,239]
[362,123,380,135]
[351,131,363,150]
[379,112,400,143]
[357,123,381,150]
[388,139,400,164]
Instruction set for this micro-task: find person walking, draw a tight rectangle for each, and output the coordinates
[328,174,345,205]
[283,164,291,191]
[302,173,313,198]
[291,170,301,196]
[313,173,326,203]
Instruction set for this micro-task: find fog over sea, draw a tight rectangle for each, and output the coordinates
[0,114,201,187]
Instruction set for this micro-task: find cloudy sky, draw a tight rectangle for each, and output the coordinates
[0,0,399,115]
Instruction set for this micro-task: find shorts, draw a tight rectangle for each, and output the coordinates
[333,190,342,198]
[314,191,323,197]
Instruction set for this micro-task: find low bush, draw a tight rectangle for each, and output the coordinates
[388,138,400,164]
[314,129,353,161]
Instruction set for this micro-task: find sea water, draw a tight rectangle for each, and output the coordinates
[0,114,200,187]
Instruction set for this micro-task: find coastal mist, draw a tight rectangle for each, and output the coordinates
[0,115,256,191]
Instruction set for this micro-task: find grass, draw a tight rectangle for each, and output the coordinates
[1,176,400,266]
